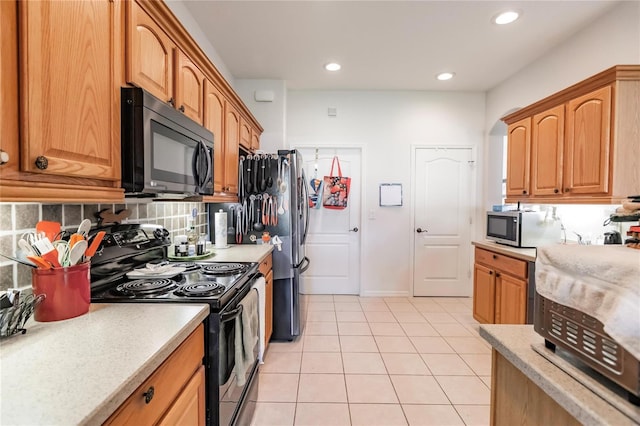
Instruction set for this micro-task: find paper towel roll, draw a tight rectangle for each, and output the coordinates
[214,210,228,248]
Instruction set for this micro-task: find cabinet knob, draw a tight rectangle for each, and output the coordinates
[554,188,559,194]
[564,188,570,193]
[143,386,155,404]
[522,190,527,195]
[35,156,48,170]
[168,97,175,107]
[0,150,9,165]
[496,272,501,278]
[489,271,493,275]
[492,254,497,259]
[179,105,185,113]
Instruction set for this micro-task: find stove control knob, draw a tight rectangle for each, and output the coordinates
[143,386,155,404]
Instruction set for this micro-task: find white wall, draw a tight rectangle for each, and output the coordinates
[287,91,485,296]
[234,80,288,152]
[164,0,236,87]
[483,0,640,226]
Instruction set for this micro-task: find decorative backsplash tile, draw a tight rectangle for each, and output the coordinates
[0,201,209,291]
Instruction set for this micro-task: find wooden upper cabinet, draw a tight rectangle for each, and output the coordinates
[531,105,564,196]
[250,128,261,152]
[506,118,531,197]
[239,118,252,151]
[18,0,120,180]
[564,85,612,195]
[175,49,205,125]
[204,79,225,194]
[224,103,240,195]
[127,0,175,104]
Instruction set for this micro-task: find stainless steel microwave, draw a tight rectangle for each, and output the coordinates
[121,87,214,197]
[486,210,561,248]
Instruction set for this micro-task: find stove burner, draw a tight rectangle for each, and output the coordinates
[168,262,200,272]
[115,278,179,296]
[175,282,225,298]
[201,263,247,276]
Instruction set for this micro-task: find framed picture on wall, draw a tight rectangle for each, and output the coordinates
[379,183,402,206]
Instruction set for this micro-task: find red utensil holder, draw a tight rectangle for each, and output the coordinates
[31,262,90,322]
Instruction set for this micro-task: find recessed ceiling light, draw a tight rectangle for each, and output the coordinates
[493,10,520,25]
[324,62,341,72]
[436,72,455,81]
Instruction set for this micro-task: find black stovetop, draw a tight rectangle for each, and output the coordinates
[88,224,258,310]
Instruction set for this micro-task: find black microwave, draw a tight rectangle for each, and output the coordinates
[121,87,214,197]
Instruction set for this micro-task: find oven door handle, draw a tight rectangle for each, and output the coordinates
[220,305,243,323]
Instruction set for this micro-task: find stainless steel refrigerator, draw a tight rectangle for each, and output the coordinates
[270,149,310,340]
[209,149,310,340]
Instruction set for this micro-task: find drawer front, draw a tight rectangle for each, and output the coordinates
[106,324,205,425]
[258,253,273,276]
[475,248,527,279]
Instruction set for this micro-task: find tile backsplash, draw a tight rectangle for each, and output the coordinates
[0,201,209,291]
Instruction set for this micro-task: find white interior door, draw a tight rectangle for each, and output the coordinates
[414,147,473,297]
[296,147,361,295]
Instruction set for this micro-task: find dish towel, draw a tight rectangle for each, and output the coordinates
[251,276,266,363]
[536,245,640,360]
[234,289,259,387]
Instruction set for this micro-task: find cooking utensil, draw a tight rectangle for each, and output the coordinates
[26,256,51,269]
[253,156,260,195]
[245,154,253,194]
[69,233,84,248]
[84,231,105,261]
[236,208,243,244]
[0,252,36,268]
[36,221,61,242]
[277,195,285,215]
[53,240,71,267]
[227,206,236,237]
[76,219,91,238]
[262,195,270,226]
[18,239,37,257]
[68,240,87,266]
[238,157,245,202]
[31,238,62,268]
[280,159,289,193]
[259,155,267,192]
[266,155,274,188]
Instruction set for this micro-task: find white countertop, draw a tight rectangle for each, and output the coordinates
[472,240,537,262]
[196,243,274,263]
[0,303,209,425]
[480,325,638,426]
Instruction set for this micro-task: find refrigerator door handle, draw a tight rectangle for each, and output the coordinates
[295,256,310,274]
[301,168,310,245]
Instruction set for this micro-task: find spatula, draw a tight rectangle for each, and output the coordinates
[36,221,61,242]
[31,238,61,268]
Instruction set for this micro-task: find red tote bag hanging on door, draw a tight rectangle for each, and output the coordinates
[322,156,351,209]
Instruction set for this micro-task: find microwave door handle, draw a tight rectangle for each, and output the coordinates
[201,140,212,187]
[192,141,201,192]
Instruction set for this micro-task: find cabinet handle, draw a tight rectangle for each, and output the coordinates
[168,97,175,107]
[179,105,185,113]
[554,188,559,194]
[0,150,9,165]
[35,156,48,170]
[143,386,155,404]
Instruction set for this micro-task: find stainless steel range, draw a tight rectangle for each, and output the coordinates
[89,223,261,426]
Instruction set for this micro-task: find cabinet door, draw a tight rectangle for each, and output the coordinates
[175,49,204,125]
[506,118,531,197]
[497,273,527,324]
[251,128,261,152]
[224,103,240,195]
[565,85,612,195]
[204,79,225,194]
[127,0,175,104]
[158,366,206,426]
[239,117,252,151]
[473,263,495,324]
[531,105,564,196]
[265,270,273,347]
[19,0,120,180]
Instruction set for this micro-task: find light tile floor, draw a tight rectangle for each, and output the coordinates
[252,296,491,426]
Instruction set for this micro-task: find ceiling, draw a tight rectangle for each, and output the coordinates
[180,1,619,91]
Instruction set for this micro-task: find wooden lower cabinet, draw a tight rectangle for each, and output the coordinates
[105,325,205,425]
[473,248,528,325]
[258,254,274,349]
[491,351,580,426]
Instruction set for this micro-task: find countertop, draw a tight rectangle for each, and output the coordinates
[0,303,209,425]
[196,243,274,263]
[472,240,537,262]
[480,325,638,426]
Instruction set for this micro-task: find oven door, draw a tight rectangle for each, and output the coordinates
[218,280,261,426]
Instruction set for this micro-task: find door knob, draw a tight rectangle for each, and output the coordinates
[416,228,427,233]
[0,150,9,165]
[349,227,359,232]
